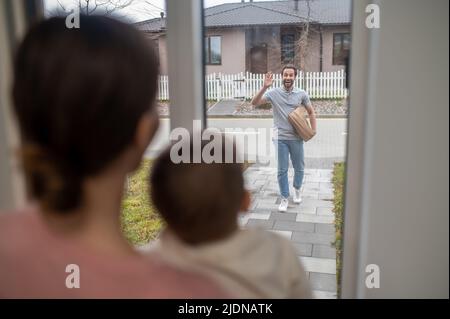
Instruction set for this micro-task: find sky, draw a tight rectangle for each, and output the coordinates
[44,0,282,22]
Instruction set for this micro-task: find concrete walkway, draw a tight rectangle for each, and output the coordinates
[207,99,241,116]
[239,165,338,299]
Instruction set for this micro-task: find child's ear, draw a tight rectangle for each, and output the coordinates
[240,190,251,213]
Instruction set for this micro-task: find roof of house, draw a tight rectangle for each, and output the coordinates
[135,0,351,32]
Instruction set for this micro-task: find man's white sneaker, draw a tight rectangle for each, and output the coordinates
[293,188,302,204]
[278,198,289,212]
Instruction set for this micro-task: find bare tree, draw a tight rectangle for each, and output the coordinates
[260,0,314,74]
[295,0,312,71]
[51,0,134,18]
[50,0,166,23]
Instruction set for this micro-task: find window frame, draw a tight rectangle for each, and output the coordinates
[280,33,295,65]
[333,32,351,65]
[205,35,222,65]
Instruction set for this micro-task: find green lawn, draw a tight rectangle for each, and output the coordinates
[332,162,345,296]
[121,160,163,246]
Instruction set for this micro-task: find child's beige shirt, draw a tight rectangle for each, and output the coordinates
[140,227,312,299]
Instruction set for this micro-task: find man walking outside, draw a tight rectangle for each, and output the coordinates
[251,65,317,212]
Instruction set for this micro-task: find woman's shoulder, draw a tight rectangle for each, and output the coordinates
[0,205,39,236]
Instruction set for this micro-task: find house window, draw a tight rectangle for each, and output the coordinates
[333,33,351,65]
[205,36,221,65]
[281,34,295,64]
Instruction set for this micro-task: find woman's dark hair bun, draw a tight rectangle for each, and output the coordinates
[20,144,82,212]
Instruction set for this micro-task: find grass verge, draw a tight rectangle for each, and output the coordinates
[121,159,163,246]
[332,162,345,296]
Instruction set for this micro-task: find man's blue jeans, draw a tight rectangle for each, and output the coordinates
[276,139,305,199]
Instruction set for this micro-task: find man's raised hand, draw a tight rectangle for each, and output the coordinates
[264,72,273,88]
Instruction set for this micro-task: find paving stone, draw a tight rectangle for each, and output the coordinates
[317,207,334,216]
[269,212,297,221]
[238,212,271,227]
[299,257,336,275]
[304,169,319,175]
[258,167,275,172]
[300,198,334,209]
[240,212,271,220]
[275,197,316,205]
[297,193,319,200]
[291,231,335,246]
[291,205,316,215]
[258,202,309,213]
[291,242,313,256]
[282,205,316,215]
[303,169,319,175]
[255,203,278,211]
[302,187,321,194]
[319,170,333,176]
[268,230,292,240]
[256,200,278,207]
[258,173,273,178]
[249,201,257,211]
[246,219,275,230]
[247,209,274,215]
[313,290,337,299]
[302,182,320,189]
[304,176,333,183]
[258,190,276,197]
[318,194,334,200]
[317,189,333,196]
[246,184,262,192]
[273,220,315,233]
[266,182,278,187]
[319,183,334,192]
[262,186,280,193]
[309,273,337,292]
[252,182,268,189]
[296,213,335,224]
[253,178,268,183]
[312,244,337,259]
[315,223,335,234]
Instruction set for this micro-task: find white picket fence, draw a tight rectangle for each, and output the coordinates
[158,70,347,101]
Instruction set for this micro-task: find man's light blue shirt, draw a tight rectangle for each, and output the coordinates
[263,86,311,140]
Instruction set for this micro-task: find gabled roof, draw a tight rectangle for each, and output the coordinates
[204,3,311,27]
[135,0,351,32]
[135,16,165,32]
